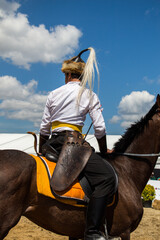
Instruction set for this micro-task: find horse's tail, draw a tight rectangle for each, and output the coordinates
[27,132,39,156]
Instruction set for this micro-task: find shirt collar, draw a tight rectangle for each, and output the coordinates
[66,81,81,85]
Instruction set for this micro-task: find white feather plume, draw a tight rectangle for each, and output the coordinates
[77,47,99,103]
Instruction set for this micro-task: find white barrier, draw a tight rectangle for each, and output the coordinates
[148,180,160,200]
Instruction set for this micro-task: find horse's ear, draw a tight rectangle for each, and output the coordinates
[156,94,160,107]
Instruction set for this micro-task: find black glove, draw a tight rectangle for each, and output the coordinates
[39,134,49,153]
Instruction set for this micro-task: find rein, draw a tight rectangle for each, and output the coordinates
[114,152,160,157]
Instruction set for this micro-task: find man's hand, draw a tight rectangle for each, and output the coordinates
[106,148,114,154]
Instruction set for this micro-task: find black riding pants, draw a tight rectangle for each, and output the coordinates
[45,133,117,199]
[82,152,117,198]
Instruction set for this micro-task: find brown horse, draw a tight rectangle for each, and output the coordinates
[1,95,160,240]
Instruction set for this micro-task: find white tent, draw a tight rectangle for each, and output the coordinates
[0,133,160,169]
[0,134,120,155]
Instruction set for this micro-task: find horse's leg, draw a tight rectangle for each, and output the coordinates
[120,230,130,240]
[0,177,31,240]
[0,210,21,240]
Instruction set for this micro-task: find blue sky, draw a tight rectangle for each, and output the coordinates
[0,0,160,135]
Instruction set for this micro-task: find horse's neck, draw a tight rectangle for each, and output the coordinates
[127,120,159,158]
[119,120,160,192]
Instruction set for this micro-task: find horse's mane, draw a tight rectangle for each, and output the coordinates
[114,102,158,153]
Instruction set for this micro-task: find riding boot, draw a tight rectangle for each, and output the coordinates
[84,196,108,240]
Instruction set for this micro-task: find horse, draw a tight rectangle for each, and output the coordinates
[1,94,160,240]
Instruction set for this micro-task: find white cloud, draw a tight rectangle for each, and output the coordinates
[109,115,121,124]
[0,0,20,16]
[0,76,38,99]
[0,0,82,69]
[145,8,154,16]
[143,75,160,85]
[120,121,133,129]
[118,91,155,115]
[0,75,48,127]
[109,91,155,129]
[143,76,154,84]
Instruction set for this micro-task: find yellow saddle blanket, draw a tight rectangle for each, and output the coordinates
[31,154,115,208]
[31,154,86,207]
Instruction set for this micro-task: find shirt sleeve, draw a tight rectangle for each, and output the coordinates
[88,93,106,139]
[40,95,52,136]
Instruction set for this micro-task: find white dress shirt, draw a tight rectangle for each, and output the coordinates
[40,81,106,139]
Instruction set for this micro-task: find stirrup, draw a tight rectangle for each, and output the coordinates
[104,218,109,239]
[84,231,108,240]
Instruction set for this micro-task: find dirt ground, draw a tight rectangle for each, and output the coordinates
[4,207,160,240]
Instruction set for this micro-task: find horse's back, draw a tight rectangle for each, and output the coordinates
[0,149,36,171]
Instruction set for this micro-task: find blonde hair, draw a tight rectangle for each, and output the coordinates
[78,47,99,103]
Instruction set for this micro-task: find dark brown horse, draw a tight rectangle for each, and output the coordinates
[1,95,160,240]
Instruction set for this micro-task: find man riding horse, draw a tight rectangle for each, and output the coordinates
[39,47,117,240]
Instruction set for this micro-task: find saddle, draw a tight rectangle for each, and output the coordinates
[50,131,92,193]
